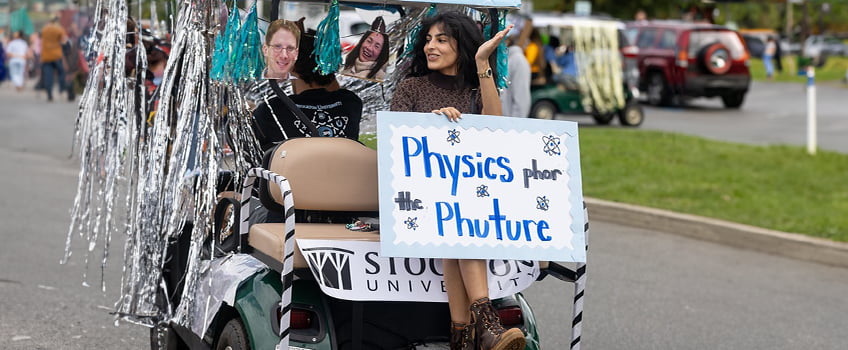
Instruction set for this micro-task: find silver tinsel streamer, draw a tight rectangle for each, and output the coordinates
[66,0,230,330]
[63,0,486,333]
[64,0,134,293]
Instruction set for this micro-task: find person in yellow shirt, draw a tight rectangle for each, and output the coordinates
[524,28,546,85]
[40,16,68,102]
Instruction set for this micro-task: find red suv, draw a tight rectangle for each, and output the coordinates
[625,21,751,108]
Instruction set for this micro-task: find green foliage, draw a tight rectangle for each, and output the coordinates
[532,0,848,34]
[579,128,848,242]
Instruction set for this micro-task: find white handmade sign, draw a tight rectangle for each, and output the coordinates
[376,111,586,262]
[297,239,539,302]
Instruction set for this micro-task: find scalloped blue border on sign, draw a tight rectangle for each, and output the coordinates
[376,111,586,262]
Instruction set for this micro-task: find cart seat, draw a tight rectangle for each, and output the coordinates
[250,223,378,270]
[247,137,379,271]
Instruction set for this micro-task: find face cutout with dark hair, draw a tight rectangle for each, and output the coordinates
[340,16,392,82]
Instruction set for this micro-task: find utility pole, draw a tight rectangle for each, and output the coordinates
[785,0,793,40]
[800,0,809,57]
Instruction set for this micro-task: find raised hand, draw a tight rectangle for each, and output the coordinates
[475,24,514,63]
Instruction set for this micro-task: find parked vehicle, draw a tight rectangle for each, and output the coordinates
[626,20,751,108]
[738,29,779,59]
[529,14,645,126]
[803,35,848,66]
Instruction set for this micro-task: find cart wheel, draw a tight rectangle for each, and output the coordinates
[530,100,557,120]
[721,93,746,109]
[591,112,615,125]
[215,318,250,350]
[617,103,644,127]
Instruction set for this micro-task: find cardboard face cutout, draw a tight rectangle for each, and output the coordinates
[340,16,393,82]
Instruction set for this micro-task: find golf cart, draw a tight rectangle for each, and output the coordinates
[65,1,589,350]
[527,14,644,126]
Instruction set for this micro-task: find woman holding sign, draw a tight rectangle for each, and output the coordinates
[390,12,522,350]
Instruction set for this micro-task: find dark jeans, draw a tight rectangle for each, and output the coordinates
[41,60,66,100]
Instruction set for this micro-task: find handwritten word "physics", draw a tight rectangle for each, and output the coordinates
[402,136,514,195]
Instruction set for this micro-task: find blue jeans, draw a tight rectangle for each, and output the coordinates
[41,60,66,100]
[763,54,774,78]
[8,59,26,87]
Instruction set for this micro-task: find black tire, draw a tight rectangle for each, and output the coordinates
[617,103,645,126]
[530,100,557,120]
[647,73,671,106]
[215,318,250,350]
[591,112,615,125]
[721,93,745,109]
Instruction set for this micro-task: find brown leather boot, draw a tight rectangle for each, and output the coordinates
[470,298,526,350]
[450,322,474,350]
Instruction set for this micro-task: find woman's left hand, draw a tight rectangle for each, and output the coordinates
[475,24,514,62]
[432,107,462,122]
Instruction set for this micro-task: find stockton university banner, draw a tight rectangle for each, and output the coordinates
[376,112,586,262]
[297,239,539,302]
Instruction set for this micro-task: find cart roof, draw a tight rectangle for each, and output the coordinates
[531,13,625,30]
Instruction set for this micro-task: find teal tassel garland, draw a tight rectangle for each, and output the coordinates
[313,0,341,75]
[210,0,240,81]
[495,10,508,90]
[223,2,242,81]
[235,3,263,82]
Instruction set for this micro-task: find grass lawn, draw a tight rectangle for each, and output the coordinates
[578,128,848,242]
[749,55,848,83]
[360,130,848,242]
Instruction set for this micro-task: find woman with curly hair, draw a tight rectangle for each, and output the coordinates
[390,11,524,350]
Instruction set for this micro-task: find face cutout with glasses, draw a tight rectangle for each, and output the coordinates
[263,29,299,79]
[269,44,298,54]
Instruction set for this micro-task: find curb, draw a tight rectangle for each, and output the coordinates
[585,197,848,269]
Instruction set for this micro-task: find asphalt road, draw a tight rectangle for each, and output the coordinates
[1,81,847,349]
[567,81,848,154]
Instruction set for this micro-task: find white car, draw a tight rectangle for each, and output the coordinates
[804,35,847,65]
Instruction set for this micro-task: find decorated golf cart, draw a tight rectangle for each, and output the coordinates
[64,1,590,349]
[527,13,644,126]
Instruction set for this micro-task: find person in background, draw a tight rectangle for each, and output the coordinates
[773,36,783,74]
[40,16,69,102]
[0,39,6,83]
[28,32,41,84]
[340,16,389,80]
[524,28,546,85]
[763,36,776,80]
[5,31,31,92]
[390,11,526,350]
[500,14,531,118]
[545,36,579,90]
[635,9,648,22]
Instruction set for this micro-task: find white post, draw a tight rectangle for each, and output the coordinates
[806,66,817,155]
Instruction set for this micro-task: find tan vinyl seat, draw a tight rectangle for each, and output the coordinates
[249,223,379,269]
[247,138,379,270]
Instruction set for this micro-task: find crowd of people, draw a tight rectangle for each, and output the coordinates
[0,14,95,101]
